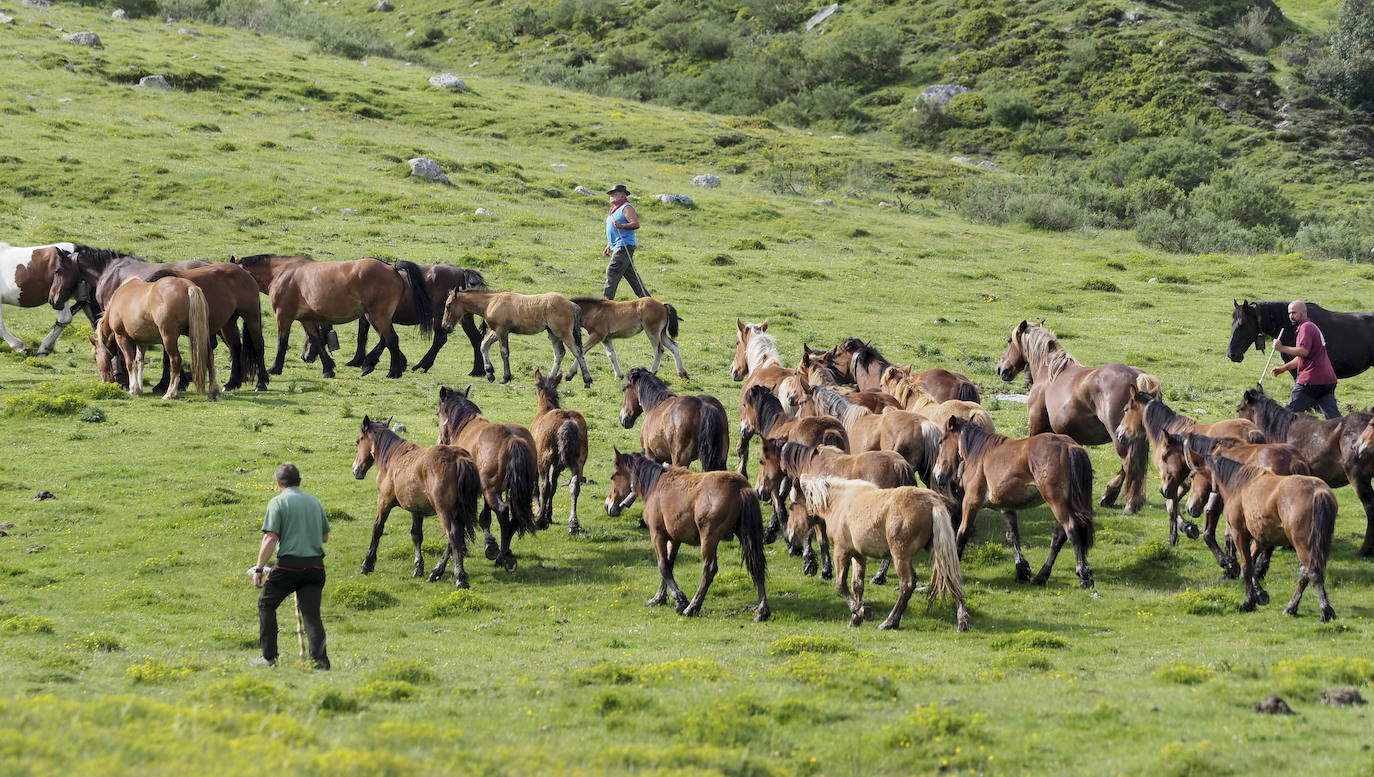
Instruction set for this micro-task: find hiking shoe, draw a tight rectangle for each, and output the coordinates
[249,656,276,668]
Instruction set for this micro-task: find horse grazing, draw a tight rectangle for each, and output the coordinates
[620,367,728,471]
[1115,388,1265,545]
[934,416,1096,588]
[436,386,539,571]
[530,369,589,534]
[1236,385,1374,556]
[827,339,981,402]
[1227,299,1374,379]
[997,319,1160,514]
[440,286,591,387]
[95,274,218,401]
[604,450,770,621]
[795,475,969,631]
[880,366,994,433]
[1,242,79,355]
[1196,452,1337,621]
[352,417,481,588]
[231,254,429,379]
[571,296,687,380]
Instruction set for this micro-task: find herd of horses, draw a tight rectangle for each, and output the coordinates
[5,241,1374,630]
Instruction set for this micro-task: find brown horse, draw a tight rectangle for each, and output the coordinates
[1196,452,1337,621]
[880,366,995,433]
[729,319,797,473]
[806,386,940,486]
[231,254,429,379]
[604,450,770,621]
[620,367,729,471]
[1115,388,1266,544]
[1178,432,1311,577]
[997,320,1160,514]
[1236,385,1374,557]
[352,417,481,588]
[826,339,981,402]
[794,475,969,631]
[571,296,687,380]
[530,369,589,534]
[934,416,1096,587]
[94,274,217,401]
[440,286,591,387]
[436,386,539,572]
[150,263,269,392]
[780,366,900,417]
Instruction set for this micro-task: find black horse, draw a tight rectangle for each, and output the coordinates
[1227,300,1374,379]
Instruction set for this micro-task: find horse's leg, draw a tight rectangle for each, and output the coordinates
[604,340,625,381]
[219,322,243,392]
[1099,464,1126,509]
[645,530,672,606]
[878,551,916,630]
[766,487,788,549]
[1201,499,1241,578]
[1282,561,1311,618]
[1002,509,1032,583]
[1307,559,1336,622]
[412,324,445,373]
[1254,544,1274,583]
[479,499,499,560]
[359,500,395,575]
[817,524,833,580]
[37,301,74,355]
[1031,523,1068,586]
[536,461,556,531]
[460,313,485,376]
[567,330,603,381]
[850,556,872,625]
[1350,475,1374,557]
[479,330,498,382]
[1234,521,1261,612]
[1122,436,1149,514]
[547,329,567,380]
[681,536,719,617]
[161,328,182,400]
[735,428,752,478]
[0,306,29,354]
[431,505,470,589]
[1170,495,1200,541]
[663,333,688,379]
[304,324,335,379]
[494,501,518,572]
[497,332,514,384]
[346,318,370,368]
[660,539,689,612]
[371,318,407,379]
[150,350,171,395]
[122,341,144,396]
[409,513,426,578]
[871,559,892,586]
[268,311,292,375]
[832,549,863,626]
[567,460,583,534]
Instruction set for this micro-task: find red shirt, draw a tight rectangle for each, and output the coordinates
[1295,319,1337,385]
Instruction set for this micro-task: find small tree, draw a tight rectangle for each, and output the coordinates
[1308,0,1374,109]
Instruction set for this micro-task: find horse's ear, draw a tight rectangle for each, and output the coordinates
[946,416,959,431]
[1233,299,1239,308]
[88,336,97,346]
[385,416,394,428]
[1016,320,1029,333]
[736,318,745,338]
[461,385,471,397]
[533,368,543,382]
[760,319,769,331]
[438,385,450,399]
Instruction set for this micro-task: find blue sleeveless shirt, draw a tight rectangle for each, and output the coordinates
[606,202,636,248]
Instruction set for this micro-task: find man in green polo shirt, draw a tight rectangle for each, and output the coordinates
[251,462,331,669]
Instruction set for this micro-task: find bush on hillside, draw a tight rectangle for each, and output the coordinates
[1306,0,1374,109]
[814,24,904,89]
[987,91,1036,129]
[1235,5,1275,52]
[1135,208,1263,255]
[1292,219,1372,261]
[955,8,1005,44]
[1092,135,1223,193]
[1189,168,1298,234]
[158,0,397,59]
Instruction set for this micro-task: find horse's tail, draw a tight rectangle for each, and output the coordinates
[238,315,261,387]
[556,418,582,470]
[395,260,433,336]
[821,427,848,451]
[1067,445,1096,551]
[664,303,680,339]
[957,381,981,404]
[916,418,942,487]
[505,439,539,536]
[453,454,481,544]
[1308,488,1337,576]
[187,285,210,396]
[736,486,768,591]
[893,458,917,488]
[1134,371,1162,399]
[926,500,965,607]
[571,302,585,355]
[698,403,728,471]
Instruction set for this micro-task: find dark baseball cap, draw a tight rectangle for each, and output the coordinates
[607,184,631,195]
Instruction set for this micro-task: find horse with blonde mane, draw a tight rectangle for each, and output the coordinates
[881,365,994,433]
[729,319,799,471]
[826,338,980,402]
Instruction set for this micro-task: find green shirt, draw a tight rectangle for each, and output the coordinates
[262,486,330,559]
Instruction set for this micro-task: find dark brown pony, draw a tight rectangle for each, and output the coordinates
[530,369,589,534]
[604,450,770,621]
[741,383,849,540]
[571,296,687,380]
[94,274,217,401]
[1236,385,1374,557]
[620,367,728,471]
[934,416,1096,588]
[827,338,980,402]
[231,254,430,379]
[729,319,797,474]
[1196,452,1337,621]
[997,319,1160,514]
[436,386,539,571]
[352,417,481,588]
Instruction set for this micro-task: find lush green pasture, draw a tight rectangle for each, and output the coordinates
[3,6,1374,777]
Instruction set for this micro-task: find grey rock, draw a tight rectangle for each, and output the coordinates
[1320,687,1366,707]
[474,207,492,216]
[574,186,596,196]
[112,8,127,18]
[138,75,171,90]
[0,13,13,23]
[878,201,895,209]
[951,156,973,165]
[551,163,568,169]
[34,490,54,500]
[177,27,198,36]
[653,194,694,206]
[428,73,467,90]
[916,84,970,110]
[339,208,357,214]
[1124,9,1144,22]
[376,0,391,10]
[976,160,1003,171]
[390,421,407,433]
[57,98,72,103]
[21,0,51,6]
[63,31,103,47]
[814,198,834,207]
[406,157,450,185]
[692,174,720,188]
[805,3,838,31]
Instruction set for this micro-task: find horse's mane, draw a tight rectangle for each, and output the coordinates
[957,419,1010,462]
[747,385,786,435]
[363,420,410,467]
[1204,453,1265,493]
[798,475,870,512]
[780,440,817,475]
[1241,389,1296,439]
[846,340,889,374]
[1019,323,1080,382]
[812,386,869,427]
[746,331,782,371]
[1142,397,1193,443]
[1181,431,1216,458]
[145,267,182,283]
[438,387,485,433]
[626,452,667,496]
[627,367,676,410]
[236,253,298,266]
[74,245,141,269]
[803,361,842,386]
[536,374,562,408]
[884,374,928,409]
[458,268,487,290]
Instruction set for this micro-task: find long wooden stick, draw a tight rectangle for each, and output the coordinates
[1258,327,1285,386]
[294,593,305,659]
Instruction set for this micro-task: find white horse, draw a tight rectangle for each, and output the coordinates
[0,242,78,355]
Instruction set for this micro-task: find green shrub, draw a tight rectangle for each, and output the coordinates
[1235,5,1274,52]
[767,635,856,656]
[78,406,106,423]
[1190,168,1298,234]
[357,680,420,701]
[1306,0,1374,109]
[423,590,495,618]
[69,633,122,651]
[956,8,1004,44]
[1171,587,1231,615]
[1293,219,1371,261]
[331,581,399,611]
[316,689,361,713]
[1081,278,1121,292]
[1155,660,1214,685]
[371,660,437,685]
[1127,177,1186,217]
[1135,209,1260,255]
[1099,112,1139,144]
[126,660,193,684]
[884,702,985,747]
[991,630,1067,651]
[1009,192,1083,232]
[2,615,55,634]
[3,393,86,418]
[942,92,987,128]
[987,91,1035,129]
[205,675,278,704]
[992,649,1053,672]
[815,24,904,88]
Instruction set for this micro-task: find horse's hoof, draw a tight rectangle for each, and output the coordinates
[870,573,888,586]
[877,619,898,631]
[763,526,778,544]
[1079,575,1094,589]
[673,594,689,613]
[500,376,512,385]
[413,568,425,578]
[646,596,664,607]
[1031,574,1049,586]
[1239,601,1256,613]
[1282,604,1298,617]
[411,363,430,373]
[802,558,818,576]
[426,571,441,583]
[1222,562,1241,579]
[322,370,335,379]
[268,367,283,376]
[848,615,864,628]
[1182,522,1201,540]
[858,605,873,620]
[821,567,834,581]
[568,521,581,535]
[678,372,689,380]
[358,364,374,378]
[1356,545,1374,558]
[754,604,771,622]
[786,543,802,558]
[344,358,363,368]
[223,381,242,392]
[1257,589,1270,606]
[1321,606,1335,622]
[468,367,485,377]
[1014,562,1032,583]
[484,542,499,561]
[455,576,470,589]
[485,372,496,382]
[255,383,269,392]
[536,517,552,531]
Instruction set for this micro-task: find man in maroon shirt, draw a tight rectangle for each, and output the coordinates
[1272,300,1340,419]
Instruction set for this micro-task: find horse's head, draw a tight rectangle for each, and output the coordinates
[228,255,275,294]
[740,384,775,435]
[90,333,117,384]
[437,384,477,444]
[1235,385,1266,419]
[755,437,787,497]
[730,318,767,381]
[782,488,815,556]
[619,374,644,428]
[1115,388,1151,446]
[1227,300,1264,363]
[996,320,1030,382]
[932,416,966,489]
[604,447,637,517]
[1153,431,1191,502]
[352,416,387,479]
[40,247,77,310]
[534,369,563,409]
[440,289,466,333]
[1356,416,1374,457]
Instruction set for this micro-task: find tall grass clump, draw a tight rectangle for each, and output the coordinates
[156,0,398,59]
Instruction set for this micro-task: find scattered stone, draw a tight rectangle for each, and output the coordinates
[474,207,492,216]
[34,490,54,501]
[1124,9,1144,22]
[1147,277,1159,284]
[405,28,417,37]
[112,8,127,18]
[976,160,1003,171]
[1254,694,1293,714]
[390,421,407,433]
[916,84,970,110]
[376,0,390,10]
[814,198,834,207]
[574,186,595,196]
[63,31,103,47]
[0,13,13,23]
[995,393,1031,403]
[0,522,15,529]
[57,98,72,103]
[805,2,838,30]
[551,163,568,169]
[428,73,467,91]
[26,545,44,553]
[951,156,973,165]
[831,135,847,140]
[177,27,198,36]
[138,75,171,90]
[878,201,895,209]
[407,157,450,185]
[339,208,357,214]
[1320,687,1366,707]
[653,194,694,206]
[692,174,720,188]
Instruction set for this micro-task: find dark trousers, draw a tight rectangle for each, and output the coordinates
[603,245,648,299]
[258,556,329,669]
[1286,382,1340,419]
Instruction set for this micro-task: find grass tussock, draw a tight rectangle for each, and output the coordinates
[331,582,399,611]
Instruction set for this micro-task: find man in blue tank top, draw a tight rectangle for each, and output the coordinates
[602,184,648,299]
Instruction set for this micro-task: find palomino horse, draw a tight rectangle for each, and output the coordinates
[729,319,797,472]
[95,274,218,401]
[530,370,589,534]
[997,319,1160,514]
[1177,432,1310,578]
[781,358,900,417]
[880,366,995,433]
[571,296,688,380]
[436,386,539,572]
[604,450,770,621]
[934,417,1096,587]
[806,386,940,486]
[440,286,591,387]
[1,242,78,355]
[795,475,969,631]
[231,254,430,379]
[826,338,980,402]
[1235,386,1374,556]
[1115,389,1265,545]
[1195,453,1337,621]
[620,367,728,471]
[1227,299,1374,379]
[352,417,481,588]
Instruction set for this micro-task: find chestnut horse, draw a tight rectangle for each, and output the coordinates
[530,369,589,534]
[352,417,481,588]
[806,386,940,486]
[1227,299,1374,379]
[620,367,728,471]
[729,319,797,473]
[997,319,1160,514]
[95,274,217,401]
[781,360,899,417]
[231,254,429,379]
[604,450,770,621]
[826,338,980,402]
[934,416,1096,588]
[571,296,687,380]
[436,386,539,572]
[440,286,591,387]
[794,475,969,631]
[741,383,848,539]
[1,242,78,355]
[1196,452,1337,621]
[880,366,995,433]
